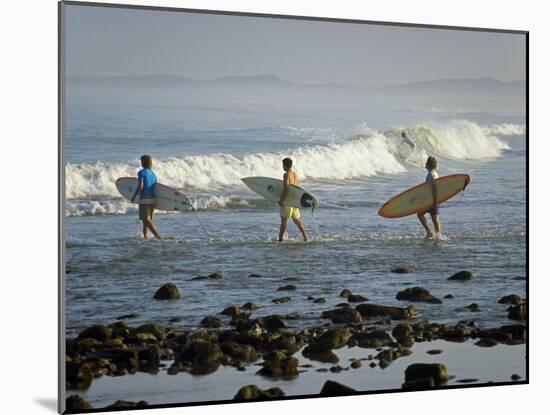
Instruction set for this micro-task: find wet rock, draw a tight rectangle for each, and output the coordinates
[427,349,443,355]
[353,330,393,348]
[248,273,262,278]
[177,340,223,363]
[475,338,499,347]
[284,312,301,320]
[355,303,417,320]
[448,271,473,281]
[508,303,526,320]
[201,316,223,328]
[405,363,448,385]
[511,374,521,381]
[107,400,149,408]
[456,378,479,383]
[392,323,414,339]
[402,377,435,390]
[305,351,339,363]
[138,345,160,372]
[466,303,480,312]
[66,362,93,390]
[351,360,362,369]
[444,294,454,299]
[208,272,223,279]
[77,325,112,342]
[190,276,208,281]
[242,302,259,311]
[347,294,368,303]
[396,286,442,304]
[376,347,411,366]
[313,298,326,304]
[169,316,184,323]
[258,315,288,331]
[273,296,291,304]
[66,395,92,411]
[303,328,352,354]
[498,294,522,305]
[339,289,353,298]
[442,327,471,341]
[278,284,297,291]
[116,313,140,320]
[135,323,165,341]
[221,306,241,317]
[321,307,362,323]
[233,384,284,400]
[320,380,356,396]
[258,352,299,378]
[221,342,258,362]
[153,283,181,300]
[336,303,350,307]
[391,267,414,274]
[75,337,102,353]
[329,365,344,373]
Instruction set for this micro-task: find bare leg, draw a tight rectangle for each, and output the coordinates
[142,222,148,239]
[417,212,433,238]
[144,219,162,239]
[279,217,288,242]
[293,218,308,241]
[431,214,441,236]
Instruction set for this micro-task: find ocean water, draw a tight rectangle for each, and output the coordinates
[64,93,526,401]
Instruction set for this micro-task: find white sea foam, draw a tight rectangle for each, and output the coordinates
[481,123,526,136]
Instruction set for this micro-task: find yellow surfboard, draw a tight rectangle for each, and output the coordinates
[378,174,471,218]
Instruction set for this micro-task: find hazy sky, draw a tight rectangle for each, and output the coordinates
[64,4,526,86]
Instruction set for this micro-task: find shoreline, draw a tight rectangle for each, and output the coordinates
[65,280,526,411]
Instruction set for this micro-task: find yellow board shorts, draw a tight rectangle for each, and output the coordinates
[280,206,300,219]
[139,199,155,221]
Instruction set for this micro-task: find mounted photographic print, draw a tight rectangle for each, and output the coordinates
[59,1,528,413]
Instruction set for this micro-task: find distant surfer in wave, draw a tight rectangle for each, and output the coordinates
[401,131,416,148]
[131,155,162,239]
[417,156,441,239]
[278,157,308,242]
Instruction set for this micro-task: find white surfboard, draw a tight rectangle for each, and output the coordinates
[115,177,191,211]
[241,176,319,209]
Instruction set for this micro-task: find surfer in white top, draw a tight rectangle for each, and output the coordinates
[278,158,308,242]
[417,156,441,239]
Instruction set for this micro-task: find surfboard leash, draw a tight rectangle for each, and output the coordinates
[183,194,210,241]
[311,206,321,239]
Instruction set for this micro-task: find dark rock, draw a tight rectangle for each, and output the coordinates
[396,286,442,304]
[233,384,284,400]
[376,347,411,366]
[258,352,299,378]
[391,267,414,274]
[248,273,262,278]
[177,340,223,364]
[77,325,112,342]
[511,374,521,381]
[355,303,417,320]
[347,294,368,303]
[169,317,184,323]
[66,362,93,390]
[66,395,92,411]
[402,377,435,390]
[466,303,480,312]
[475,338,499,348]
[303,350,339,363]
[135,323,165,341]
[427,349,443,355]
[221,306,241,317]
[339,289,353,298]
[405,363,448,385]
[116,313,140,320]
[258,315,288,331]
[442,327,471,341]
[221,342,258,362]
[242,302,259,311]
[444,294,454,299]
[321,307,362,323]
[153,283,181,300]
[392,323,414,339]
[138,345,160,372]
[303,328,352,354]
[353,330,393,348]
[448,271,473,281]
[336,303,350,307]
[329,365,344,373]
[278,284,297,291]
[201,316,223,328]
[313,298,326,304]
[208,272,223,279]
[508,303,526,320]
[284,312,301,320]
[107,400,149,408]
[351,360,362,369]
[498,294,522,305]
[456,378,479,383]
[273,296,291,304]
[320,380,356,396]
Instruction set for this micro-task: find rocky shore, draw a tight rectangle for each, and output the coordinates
[65,273,526,411]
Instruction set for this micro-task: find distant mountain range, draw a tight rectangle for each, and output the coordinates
[67,74,525,91]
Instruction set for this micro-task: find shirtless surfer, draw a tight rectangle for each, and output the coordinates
[278,157,308,242]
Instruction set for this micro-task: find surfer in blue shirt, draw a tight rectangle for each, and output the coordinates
[131,155,162,239]
[417,156,441,239]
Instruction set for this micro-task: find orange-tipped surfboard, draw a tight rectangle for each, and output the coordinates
[378,174,471,218]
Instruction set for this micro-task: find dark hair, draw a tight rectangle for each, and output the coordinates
[426,156,437,170]
[282,157,293,169]
[140,155,153,169]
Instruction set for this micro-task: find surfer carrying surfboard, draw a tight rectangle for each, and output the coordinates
[417,156,441,239]
[278,158,308,242]
[130,155,162,240]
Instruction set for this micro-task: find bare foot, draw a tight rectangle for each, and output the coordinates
[303,235,309,242]
[424,233,434,239]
